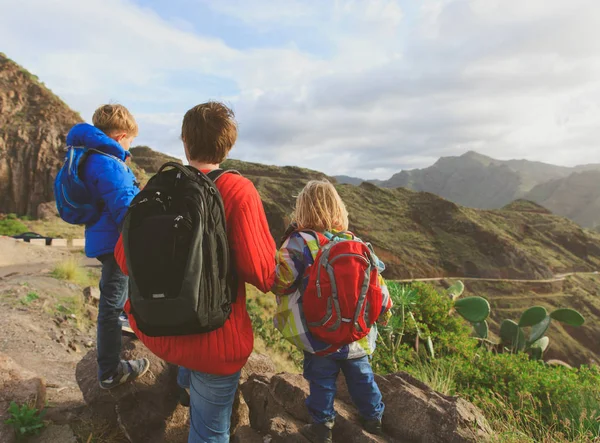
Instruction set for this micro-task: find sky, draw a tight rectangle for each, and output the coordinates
[2,0,600,179]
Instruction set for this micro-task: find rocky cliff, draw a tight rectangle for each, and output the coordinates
[0,53,82,217]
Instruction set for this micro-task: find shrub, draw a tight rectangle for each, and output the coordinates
[0,218,28,236]
[4,401,46,440]
[373,281,475,373]
[371,281,600,441]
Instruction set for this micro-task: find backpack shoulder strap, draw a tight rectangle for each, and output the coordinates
[207,169,240,183]
[77,147,126,177]
[299,230,329,247]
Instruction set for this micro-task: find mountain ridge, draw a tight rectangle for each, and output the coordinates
[335,151,600,227]
[4,53,600,283]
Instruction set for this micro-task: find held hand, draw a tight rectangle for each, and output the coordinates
[377,310,392,326]
[279,222,298,246]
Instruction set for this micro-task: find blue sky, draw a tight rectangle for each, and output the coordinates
[1,0,600,179]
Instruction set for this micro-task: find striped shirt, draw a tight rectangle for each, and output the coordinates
[272,230,392,359]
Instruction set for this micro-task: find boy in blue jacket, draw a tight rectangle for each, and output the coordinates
[66,104,149,389]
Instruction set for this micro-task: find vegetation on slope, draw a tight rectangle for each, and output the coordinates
[372,282,600,442]
[225,157,600,281]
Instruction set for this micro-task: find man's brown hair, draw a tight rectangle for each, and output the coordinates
[92,104,138,137]
[181,102,238,163]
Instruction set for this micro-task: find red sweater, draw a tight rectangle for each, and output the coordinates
[114,171,276,375]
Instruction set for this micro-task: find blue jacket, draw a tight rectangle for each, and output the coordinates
[66,123,139,258]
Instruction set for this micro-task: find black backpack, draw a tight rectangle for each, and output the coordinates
[122,162,237,337]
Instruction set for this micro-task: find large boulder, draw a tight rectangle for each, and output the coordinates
[0,352,47,443]
[239,371,493,443]
[75,338,275,442]
[338,373,493,443]
[75,338,189,443]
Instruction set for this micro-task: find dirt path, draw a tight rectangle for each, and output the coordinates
[0,241,100,434]
[396,271,598,284]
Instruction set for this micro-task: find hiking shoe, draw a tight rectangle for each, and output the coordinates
[178,386,190,407]
[119,313,134,335]
[300,423,333,443]
[361,417,383,436]
[99,358,150,390]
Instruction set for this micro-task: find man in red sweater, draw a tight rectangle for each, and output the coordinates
[114,102,276,442]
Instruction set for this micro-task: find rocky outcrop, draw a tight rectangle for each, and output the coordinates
[240,372,492,443]
[0,53,82,217]
[36,201,59,220]
[76,340,492,443]
[75,338,276,442]
[76,338,189,443]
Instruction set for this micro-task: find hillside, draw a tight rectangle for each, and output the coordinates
[3,54,600,283]
[221,160,600,280]
[129,145,182,173]
[525,170,600,229]
[372,151,600,214]
[0,53,82,217]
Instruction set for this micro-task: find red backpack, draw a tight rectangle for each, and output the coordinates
[302,231,384,347]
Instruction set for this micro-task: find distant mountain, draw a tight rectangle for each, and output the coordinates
[525,170,600,229]
[334,175,364,186]
[374,151,600,214]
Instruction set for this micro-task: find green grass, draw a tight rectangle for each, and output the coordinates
[0,216,28,236]
[245,285,302,372]
[20,292,40,305]
[51,258,97,287]
[408,358,456,396]
[23,217,84,240]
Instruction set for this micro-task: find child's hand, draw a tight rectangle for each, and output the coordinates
[279,222,298,247]
[377,310,392,326]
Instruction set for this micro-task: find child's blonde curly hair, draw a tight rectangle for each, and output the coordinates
[92,104,138,137]
[292,180,349,232]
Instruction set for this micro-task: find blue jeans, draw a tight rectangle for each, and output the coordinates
[181,369,241,443]
[303,352,384,424]
[178,366,191,389]
[97,253,128,380]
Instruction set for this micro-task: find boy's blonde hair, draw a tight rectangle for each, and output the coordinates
[92,104,138,137]
[292,180,349,232]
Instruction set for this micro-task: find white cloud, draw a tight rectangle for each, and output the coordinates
[2,0,600,179]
